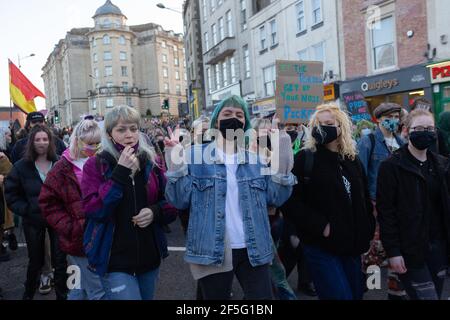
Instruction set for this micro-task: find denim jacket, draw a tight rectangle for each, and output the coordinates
[165,142,296,267]
[357,127,405,200]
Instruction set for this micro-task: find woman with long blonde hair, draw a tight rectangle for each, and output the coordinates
[283,103,375,300]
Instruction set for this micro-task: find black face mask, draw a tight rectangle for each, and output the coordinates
[286,130,298,143]
[409,131,437,150]
[219,118,245,140]
[312,125,339,145]
[257,136,272,151]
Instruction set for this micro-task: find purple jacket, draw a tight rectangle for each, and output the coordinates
[82,152,177,276]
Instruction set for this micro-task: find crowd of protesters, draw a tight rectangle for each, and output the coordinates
[1,95,450,301]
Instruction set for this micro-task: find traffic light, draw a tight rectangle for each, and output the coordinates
[54,110,60,123]
[162,99,169,110]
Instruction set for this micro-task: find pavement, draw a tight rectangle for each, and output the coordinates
[1,220,449,300]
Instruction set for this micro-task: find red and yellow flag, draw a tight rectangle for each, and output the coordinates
[9,59,45,114]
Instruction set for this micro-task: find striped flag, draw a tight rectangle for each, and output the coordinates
[9,59,45,114]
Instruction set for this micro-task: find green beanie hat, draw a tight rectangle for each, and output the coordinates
[210,95,252,131]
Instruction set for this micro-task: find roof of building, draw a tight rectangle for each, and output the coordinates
[93,0,125,18]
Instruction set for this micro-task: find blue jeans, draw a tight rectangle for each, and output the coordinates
[303,245,364,300]
[67,255,106,300]
[101,268,160,300]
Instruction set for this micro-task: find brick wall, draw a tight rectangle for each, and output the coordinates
[341,0,428,79]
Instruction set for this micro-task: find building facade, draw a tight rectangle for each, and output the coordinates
[183,0,206,118]
[199,0,255,113]
[338,0,432,114]
[249,0,342,116]
[42,0,187,127]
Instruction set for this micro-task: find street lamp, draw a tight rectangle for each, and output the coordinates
[18,53,35,68]
[156,3,182,14]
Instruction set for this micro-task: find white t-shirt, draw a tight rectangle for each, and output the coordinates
[72,157,89,170]
[384,136,400,152]
[216,148,246,249]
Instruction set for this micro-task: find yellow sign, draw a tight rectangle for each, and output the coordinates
[192,89,200,119]
[324,84,336,101]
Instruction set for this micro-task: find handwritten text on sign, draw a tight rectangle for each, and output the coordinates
[276,60,324,123]
[343,91,372,122]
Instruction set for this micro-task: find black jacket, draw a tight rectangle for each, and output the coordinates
[5,158,58,227]
[11,136,66,164]
[99,152,161,275]
[282,146,375,256]
[376,145,450,268]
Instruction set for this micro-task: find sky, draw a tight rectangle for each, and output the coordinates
[0,0,184,110]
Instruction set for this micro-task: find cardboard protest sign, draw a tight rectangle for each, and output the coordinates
[275,60,324,124]
[342,91,372,122]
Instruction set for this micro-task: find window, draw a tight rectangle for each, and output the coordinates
[162,54,168,63]
[243,45,251,78]
[106,98,114,108]
[161,40,167,48]
[241,0,247,31]
[212,24,217,46]
[371,16,396,70]
[103,34,111,45]
[296,1,306,32]
[204,32,210,51]
[176,71,180,80]
[92,37,97,47]
[105,66,113,77]
[122,82,129,90]
[121,66,128,77]
[263,65,276,97]
[173,45,178,52]
[94,68,99,78]
[215,64,221,90]
[270,20,277,46]
[93,53,98,63]
[222,61,228,87]
[120,52,127,61]
[104,51,112,61]
[184,71,187,81]
[119,35,126,45]
[107,82,113,88]
[176,85,181,95]
[260,26,266,50]
[298,48,308,60]
[207,67,213,93]
[202,0,207,22]
[210,0,215,13]
[226,10,233,37]
[92,100,97,110]
[219,17,225,41]
[312,0,323,25]
[174,58,179,66]
[230,56,236,83]
[313,42,325,62]
[163,67,168,78]
[164,83,170,93]
[126,96,132,106]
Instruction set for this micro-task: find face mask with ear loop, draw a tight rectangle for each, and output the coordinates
[109,133,140,154]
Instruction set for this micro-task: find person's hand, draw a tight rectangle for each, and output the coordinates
[323,223,330,238]
[164,126,181,147]
[290,235,300,249]
[0,152,6,160]
[389,256,407,274]
[0,174,4,185]
[132,208,154,228]
[118,146,139,171]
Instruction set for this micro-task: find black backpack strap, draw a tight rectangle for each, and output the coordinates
[302,149,314,185]
[369,133,376,160]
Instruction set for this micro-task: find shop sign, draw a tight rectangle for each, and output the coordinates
[429,61,450,84]
[361,79,399,92]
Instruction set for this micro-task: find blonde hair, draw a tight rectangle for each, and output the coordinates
[304,103,357,160]
[69,120,101,159]
[405,109,434,129]
[101,105,156,161]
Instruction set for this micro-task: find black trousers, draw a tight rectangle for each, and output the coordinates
[23,222,68,299]
[399,240,448,300]
[198,249,273,300]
